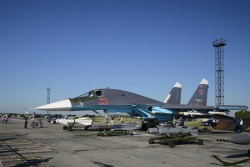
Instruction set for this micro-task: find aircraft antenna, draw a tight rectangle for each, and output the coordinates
[47,87,50,115]
[213,38,227,107]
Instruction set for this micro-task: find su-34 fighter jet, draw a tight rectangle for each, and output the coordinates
[35,79,213,122]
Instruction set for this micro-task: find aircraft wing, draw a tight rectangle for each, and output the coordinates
[162,104,214,111]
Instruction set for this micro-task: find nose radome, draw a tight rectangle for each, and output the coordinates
[35,99,72,111]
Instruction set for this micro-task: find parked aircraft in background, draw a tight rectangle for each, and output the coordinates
[34,79,213,122]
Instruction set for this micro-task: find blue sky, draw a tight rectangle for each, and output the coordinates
[0,0,249,114]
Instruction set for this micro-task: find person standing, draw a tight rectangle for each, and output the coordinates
[240,119,244,133]
[5,114,8,123]
[111,115,114,125]
[120,116,123,124]
[234,118,240,134]
[24,112,29,129]
[179,117,185,128]
[32,112,36,123]
[104,113,109,125]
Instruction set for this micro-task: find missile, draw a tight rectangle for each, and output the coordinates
[148,126,198,136]
[147,128,158,134]
[230,134,250,145]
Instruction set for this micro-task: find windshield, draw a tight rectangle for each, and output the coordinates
[70,90,103,103]
[75,90,103,98]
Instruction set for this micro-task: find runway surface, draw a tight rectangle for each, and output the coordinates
[0,119,249,167]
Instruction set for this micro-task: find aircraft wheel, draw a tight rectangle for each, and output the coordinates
[85,125,90,130]
[128,132,133,135]
[141,123,148,131]
[198,139,203,145]
[63,126,68,130]
[148,138,154,144]
[168,141,175,148]
[248,149,250,156]
[68,126,73,131]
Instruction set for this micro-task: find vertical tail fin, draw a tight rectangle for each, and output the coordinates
[164,82,182,104]
[188,79,208,106]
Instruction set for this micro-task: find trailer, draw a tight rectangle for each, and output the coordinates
[97,129,133,136]
[148,134,203,147]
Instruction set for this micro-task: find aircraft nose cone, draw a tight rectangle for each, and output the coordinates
[35,99,72,111]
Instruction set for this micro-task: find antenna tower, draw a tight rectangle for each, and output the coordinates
[213,38,227,106]
[47,87,50,114]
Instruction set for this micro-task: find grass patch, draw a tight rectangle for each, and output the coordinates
[184,121,201,127]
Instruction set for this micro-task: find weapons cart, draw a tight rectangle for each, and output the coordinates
[148,126,203,147]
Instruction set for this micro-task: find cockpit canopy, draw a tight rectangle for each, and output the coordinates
[77,89,103,98]
[69,89,104,103]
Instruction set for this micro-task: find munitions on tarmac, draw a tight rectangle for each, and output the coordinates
[148,126,198,136]
[230,134,250,145]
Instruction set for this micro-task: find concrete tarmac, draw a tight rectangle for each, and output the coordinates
[0,119,250,167]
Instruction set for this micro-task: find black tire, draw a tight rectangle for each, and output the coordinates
[31,122,36,128]
[85,125,90,130]
[168,141,175,148]
[148,138,154,144]
[198,139,203,145]
[128,132,133,135]
[68,126,72,131]
[63,126,68,130]
[248,149,250,156]
[140,123,148,131]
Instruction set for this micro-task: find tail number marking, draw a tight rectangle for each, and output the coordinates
[99,98,109,105]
